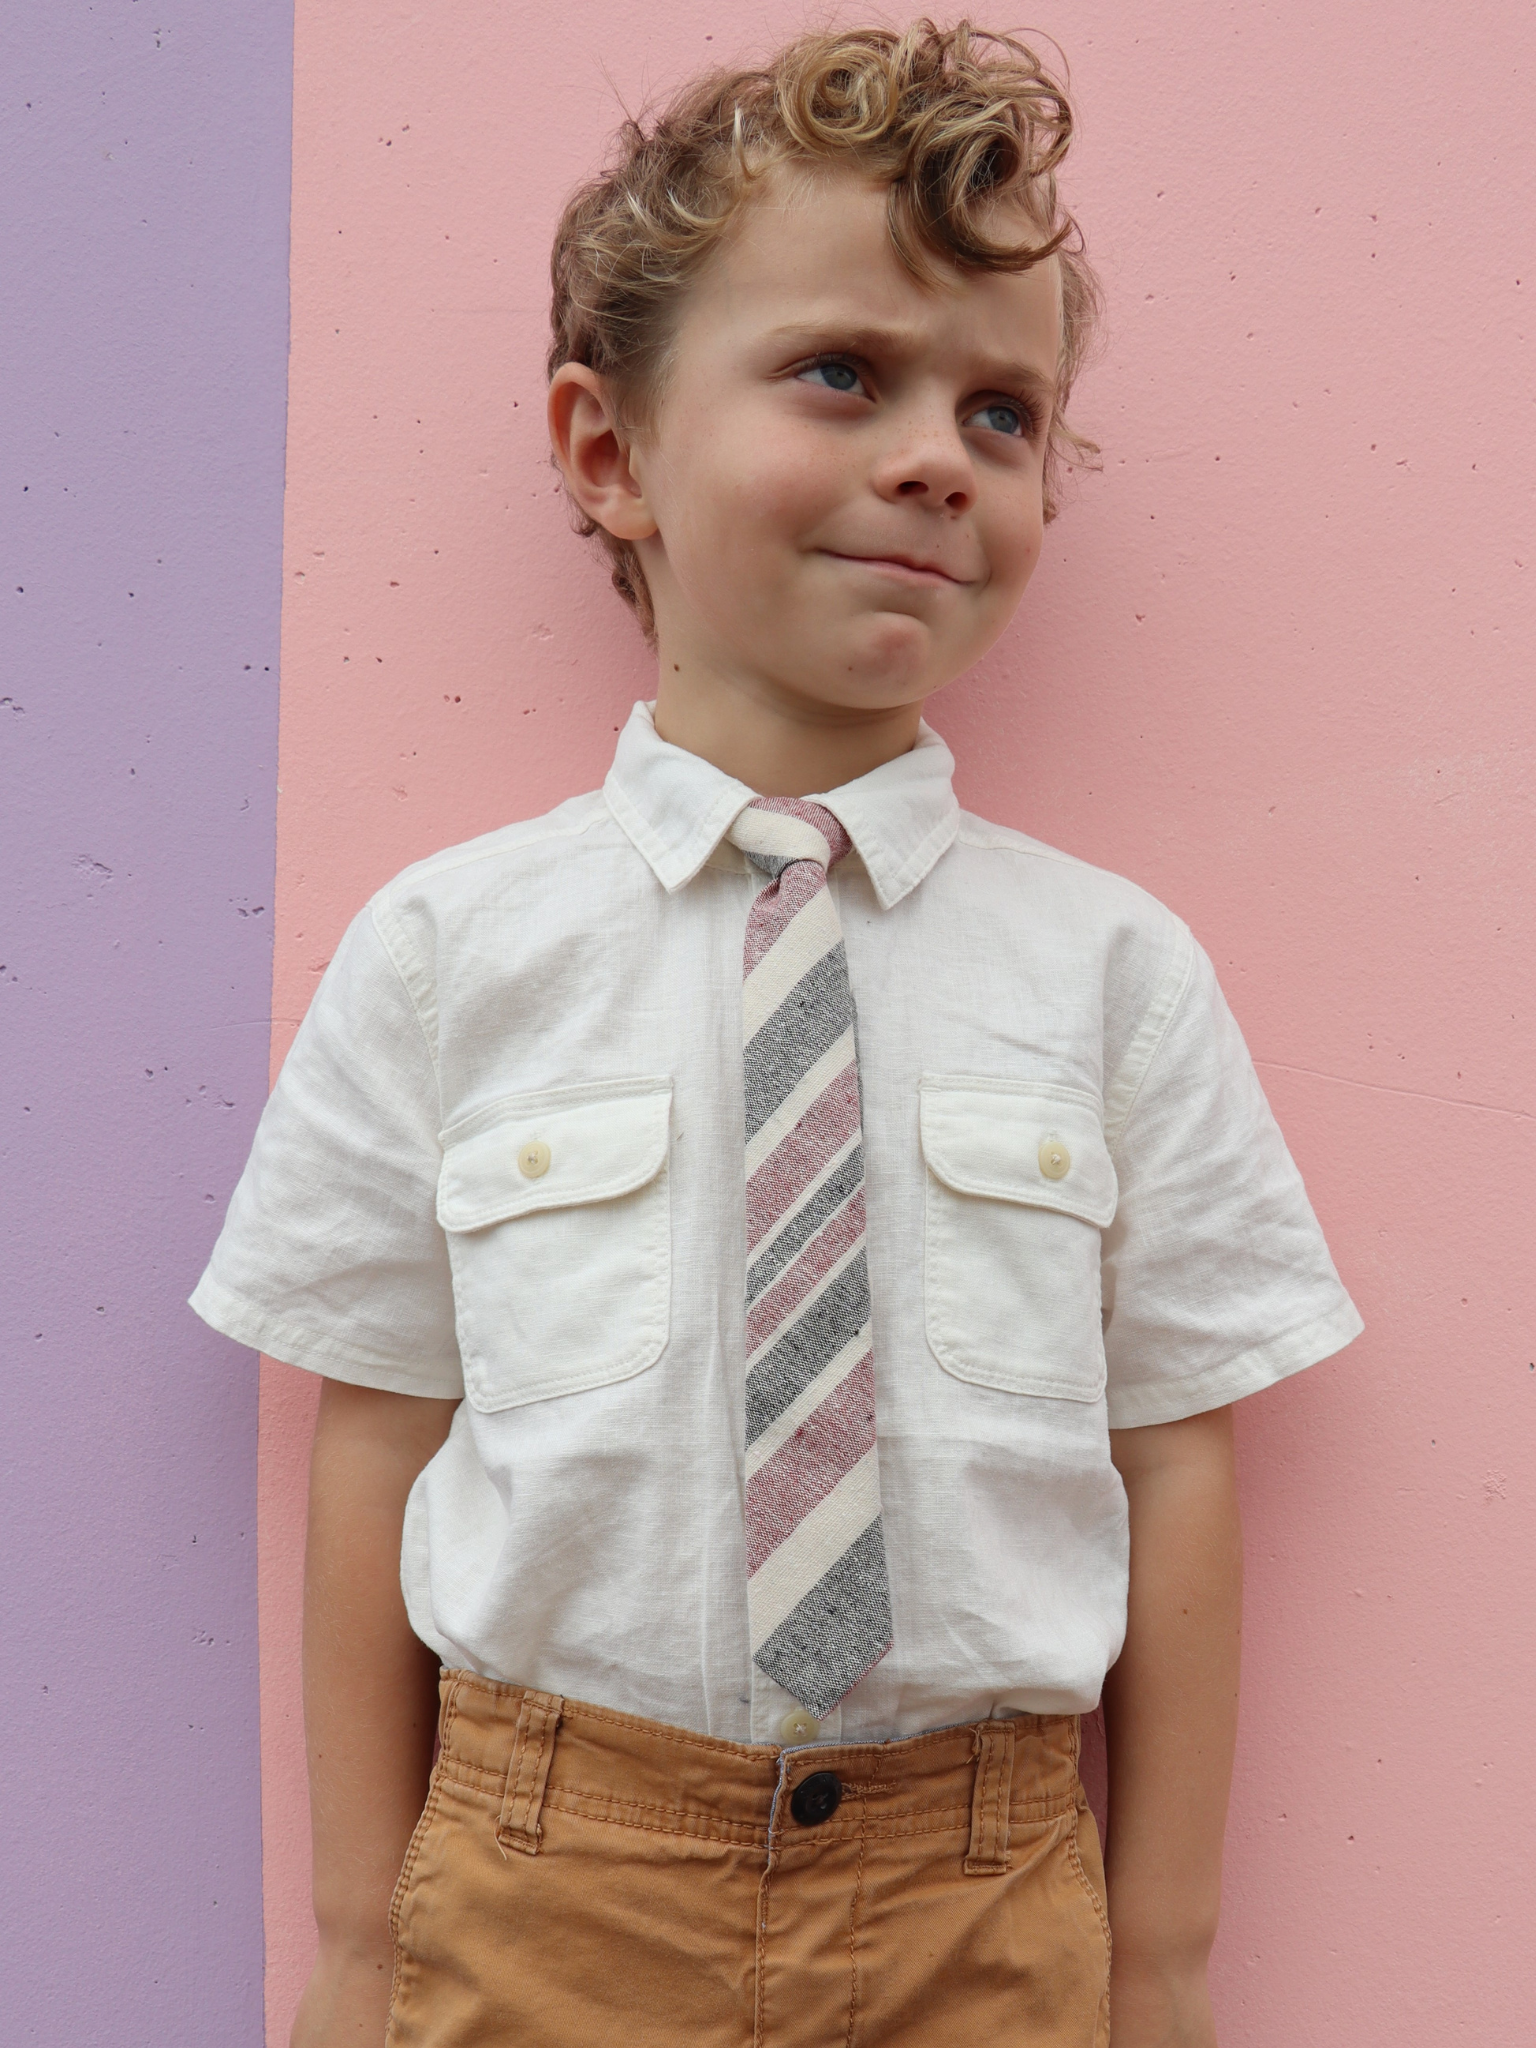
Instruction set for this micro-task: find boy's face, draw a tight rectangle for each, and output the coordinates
[628,167,1062,719]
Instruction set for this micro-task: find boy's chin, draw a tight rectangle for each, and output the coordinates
[709,605,963,710]
[806,609,954,701]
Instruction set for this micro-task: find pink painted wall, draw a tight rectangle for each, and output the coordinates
[266,2,1535,2039]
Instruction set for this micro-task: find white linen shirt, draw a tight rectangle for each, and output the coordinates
[192,700,1361,1743]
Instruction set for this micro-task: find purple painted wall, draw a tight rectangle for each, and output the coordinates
[1,8,290,2038]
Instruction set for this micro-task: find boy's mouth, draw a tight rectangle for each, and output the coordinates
[822,549,970,588]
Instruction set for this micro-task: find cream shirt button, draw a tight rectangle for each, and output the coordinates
[780,1708,820,1743]
[1038,1136,1071,1181]
[517,1139,552,1179]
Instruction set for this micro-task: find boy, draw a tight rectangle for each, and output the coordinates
[193,24,1361,2047]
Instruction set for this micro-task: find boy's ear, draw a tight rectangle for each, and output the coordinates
[547,365,658,542]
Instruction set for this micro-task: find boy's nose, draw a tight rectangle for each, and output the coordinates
[874,426,975,513]
[894,473,972,511]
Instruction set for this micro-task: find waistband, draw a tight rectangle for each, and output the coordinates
[433,1670,1084,1874]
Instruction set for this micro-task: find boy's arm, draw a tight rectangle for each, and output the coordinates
[1103,1405,1243,2048]
[291,1378,459,2048]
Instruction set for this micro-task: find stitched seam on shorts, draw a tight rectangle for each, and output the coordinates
[1069,1811,1113,2048]
[860,1810,966,1843]
[435,1755,506,1795]
[755,1842,777,2048]
[835,1802,1073,1851]
[389,1771,443,1953]
[541,1794,771,1848]
[777,1812,972,1845]
[1065,1713,1112,2042]
[551,1785,767,1827]
[809,1793,1075,1827]
[845,1797,868,2048]
[391,1674,459,1954]
[1067,1809,1113,1973]
[1008,1792,1079,1821]
[437,1761,766,1835]
[529,1807,968,1846]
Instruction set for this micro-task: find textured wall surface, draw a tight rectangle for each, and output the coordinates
[9,1,1530,2042]
[1,7,291,2041]
[265,4,1534,2040]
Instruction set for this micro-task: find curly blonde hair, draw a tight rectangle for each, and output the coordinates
[549,19,1100,636]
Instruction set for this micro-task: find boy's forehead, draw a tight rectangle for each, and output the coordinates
[697,166,1061,375]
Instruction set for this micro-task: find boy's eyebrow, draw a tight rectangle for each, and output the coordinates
[762,319,1058,399]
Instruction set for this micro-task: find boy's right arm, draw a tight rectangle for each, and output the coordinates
[291,1378,459,2048]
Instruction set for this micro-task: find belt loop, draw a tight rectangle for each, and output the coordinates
[496,1689,564,1858]
[965,1719,1015,1876]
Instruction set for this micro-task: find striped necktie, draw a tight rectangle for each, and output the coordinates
[728,796,893,1720]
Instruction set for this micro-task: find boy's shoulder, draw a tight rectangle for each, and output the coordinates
[952,807,1192,949]
[368,786,615,910]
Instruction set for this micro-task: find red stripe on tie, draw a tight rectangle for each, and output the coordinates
[745,1186,866,1357]
[743,857,826,976]
[744,1351,878,1575]
[745,1063,860,1251]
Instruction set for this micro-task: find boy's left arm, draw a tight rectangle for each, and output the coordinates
[1102,1405,1243,2048]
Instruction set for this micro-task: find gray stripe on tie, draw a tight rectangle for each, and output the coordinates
[745,1253,870,1445]
[742,944,853,1143]
[746,1146,865,1304]
[753,1518,893,1720]
[743,851,793,879]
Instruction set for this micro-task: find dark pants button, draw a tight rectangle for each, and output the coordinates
[789,1770,843,1827]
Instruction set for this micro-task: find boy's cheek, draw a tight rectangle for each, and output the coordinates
[981,494,1045,595]
[659,427,840,542]
[687,476,847,585]
[736,438,849,529]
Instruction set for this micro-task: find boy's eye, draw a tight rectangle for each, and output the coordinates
[798,359,866,396]
[965,401,1032,438]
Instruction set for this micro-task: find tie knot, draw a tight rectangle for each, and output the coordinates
[728,797,852,879]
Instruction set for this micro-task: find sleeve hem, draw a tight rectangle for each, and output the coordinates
[188,1271,464,1400]
[1104,1295,1364,1430]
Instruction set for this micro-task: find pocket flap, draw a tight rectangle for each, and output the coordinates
[437,1077,673,1233]
[919,1077,1117,1228]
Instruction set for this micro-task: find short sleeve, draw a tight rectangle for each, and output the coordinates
[189,902,463,1397]
[1100,928,1362,1428]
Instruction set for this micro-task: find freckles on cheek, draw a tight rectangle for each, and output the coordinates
[999,501,1045,588]
[752,425,846,519]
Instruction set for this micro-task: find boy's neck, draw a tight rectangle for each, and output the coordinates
[651,662,925,798]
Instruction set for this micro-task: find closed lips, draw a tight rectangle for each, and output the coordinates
[826,551,968,585]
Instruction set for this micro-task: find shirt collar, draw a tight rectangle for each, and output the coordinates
[603,700,960,911]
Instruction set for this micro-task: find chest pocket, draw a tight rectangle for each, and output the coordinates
[919,1077,1117,1402]
[437,1077,673,1413]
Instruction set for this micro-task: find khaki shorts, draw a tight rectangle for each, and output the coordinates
[388,1671,1111,2047]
